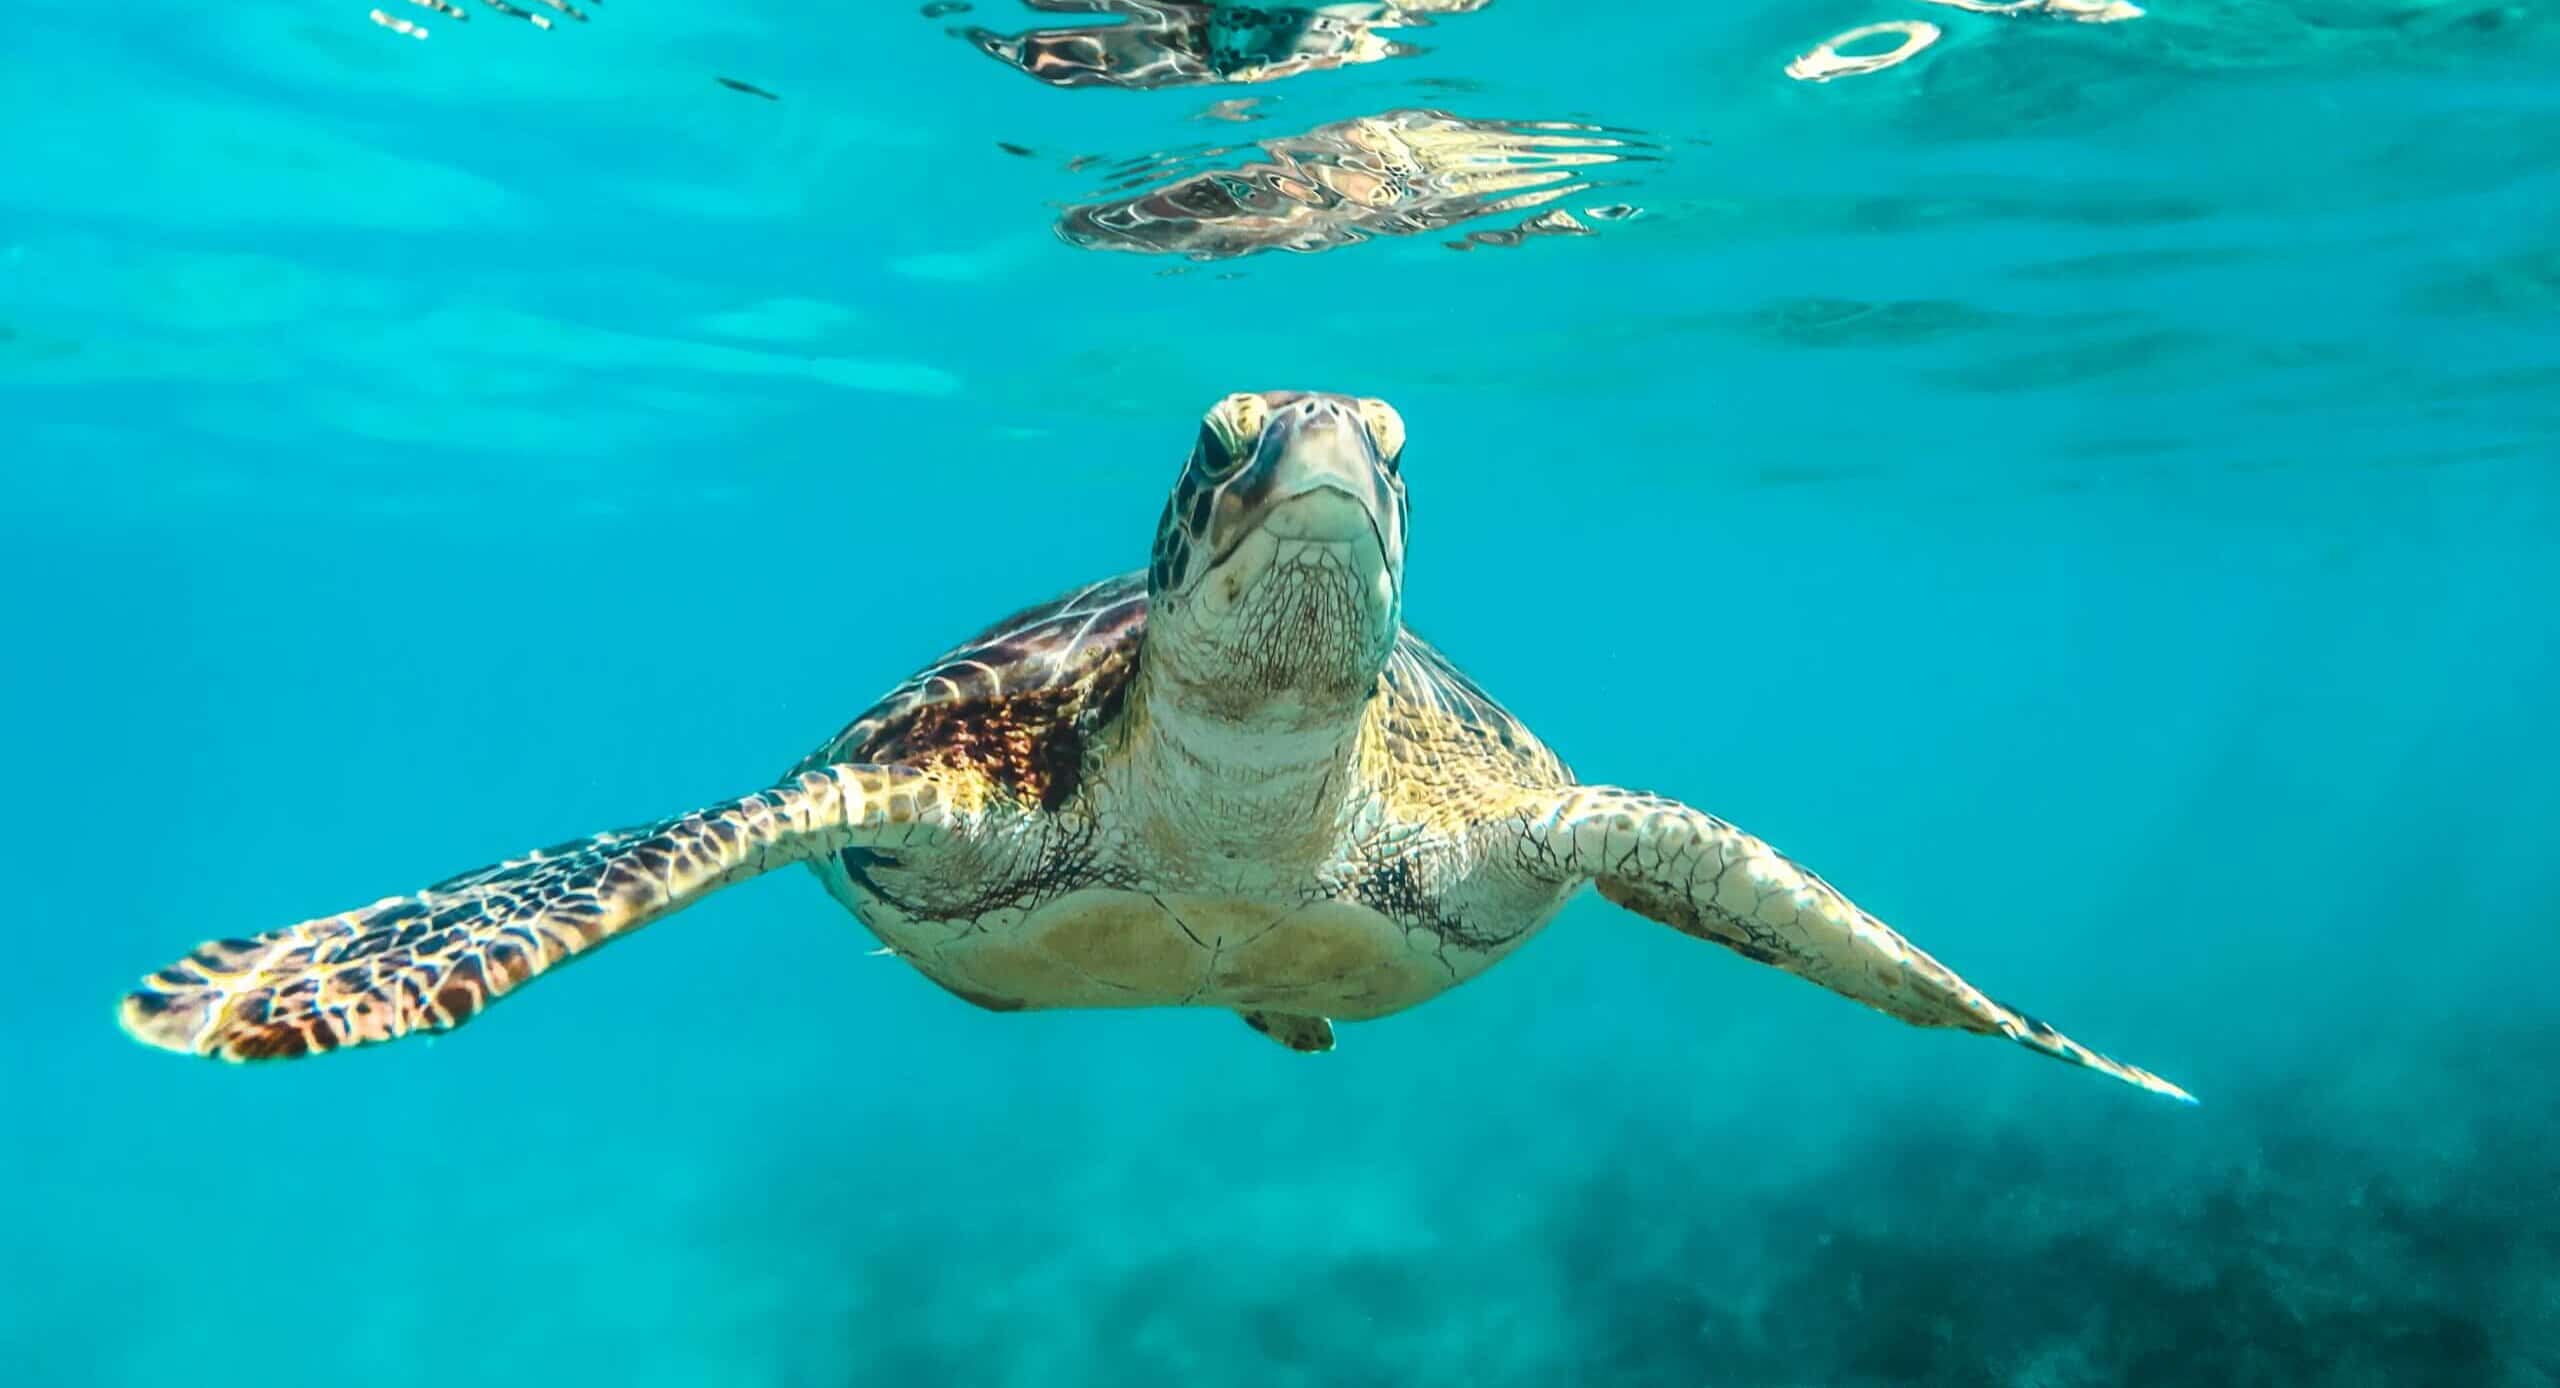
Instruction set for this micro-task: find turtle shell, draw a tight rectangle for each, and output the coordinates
[793,567,1569,812]
[791,573,1149,810]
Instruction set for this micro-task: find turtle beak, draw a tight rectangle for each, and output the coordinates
[1234,395,1394,556]
[1156,391,1408,711]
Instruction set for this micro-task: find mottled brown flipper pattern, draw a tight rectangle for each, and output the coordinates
[120,765,959,1061]
[1526,786,2195,1102]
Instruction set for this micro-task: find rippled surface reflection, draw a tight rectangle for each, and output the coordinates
[957,0,1491,90]
[1056,108,1643,258]
[365,0,591,37]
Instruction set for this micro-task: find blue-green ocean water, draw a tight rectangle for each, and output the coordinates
[5,2,2559,1383]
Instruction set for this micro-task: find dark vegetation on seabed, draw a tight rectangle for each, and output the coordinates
[724,1012,2557,1388]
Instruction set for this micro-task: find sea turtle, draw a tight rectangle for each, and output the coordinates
[119,390,2191,1102]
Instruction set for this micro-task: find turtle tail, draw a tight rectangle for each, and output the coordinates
[118,765,943,1061]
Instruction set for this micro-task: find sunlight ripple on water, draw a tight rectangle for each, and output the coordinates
[956,0,1492,91]
[1055,109,1649,260]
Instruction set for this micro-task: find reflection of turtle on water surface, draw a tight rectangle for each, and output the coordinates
[1059,108,1645,259]
[958,0,1491,90]
[120,391,2191,1105]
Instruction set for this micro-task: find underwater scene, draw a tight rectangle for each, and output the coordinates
[5,1,2558,1383]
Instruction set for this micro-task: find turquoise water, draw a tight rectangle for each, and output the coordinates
[6,1,2559,1382]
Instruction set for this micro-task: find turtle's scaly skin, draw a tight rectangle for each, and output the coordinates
[117,391,2191,1103]
[120,766,962,1060]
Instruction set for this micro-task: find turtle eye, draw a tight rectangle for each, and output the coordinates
[1193,422,1242,479]
[1358,398,1406,474]
[1196,393,1266,479]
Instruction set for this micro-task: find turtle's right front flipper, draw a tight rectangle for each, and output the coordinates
[120,764,964,1062]
[1520,785,2194,1103]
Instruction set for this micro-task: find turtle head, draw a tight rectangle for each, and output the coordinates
[1143,390,1409,728]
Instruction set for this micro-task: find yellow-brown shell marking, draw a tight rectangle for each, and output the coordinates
[797,575,1147,809]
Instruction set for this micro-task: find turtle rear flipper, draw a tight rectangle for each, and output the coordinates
[1240,1010,1334,1052]
[120,764,955,1062]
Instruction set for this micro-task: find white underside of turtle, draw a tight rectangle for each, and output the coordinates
[856,887,1547,1024]
[117,391,2194,1102]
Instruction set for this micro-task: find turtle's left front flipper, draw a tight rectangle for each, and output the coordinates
[120,764,962,1062]
[1523,786,2193,1102]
